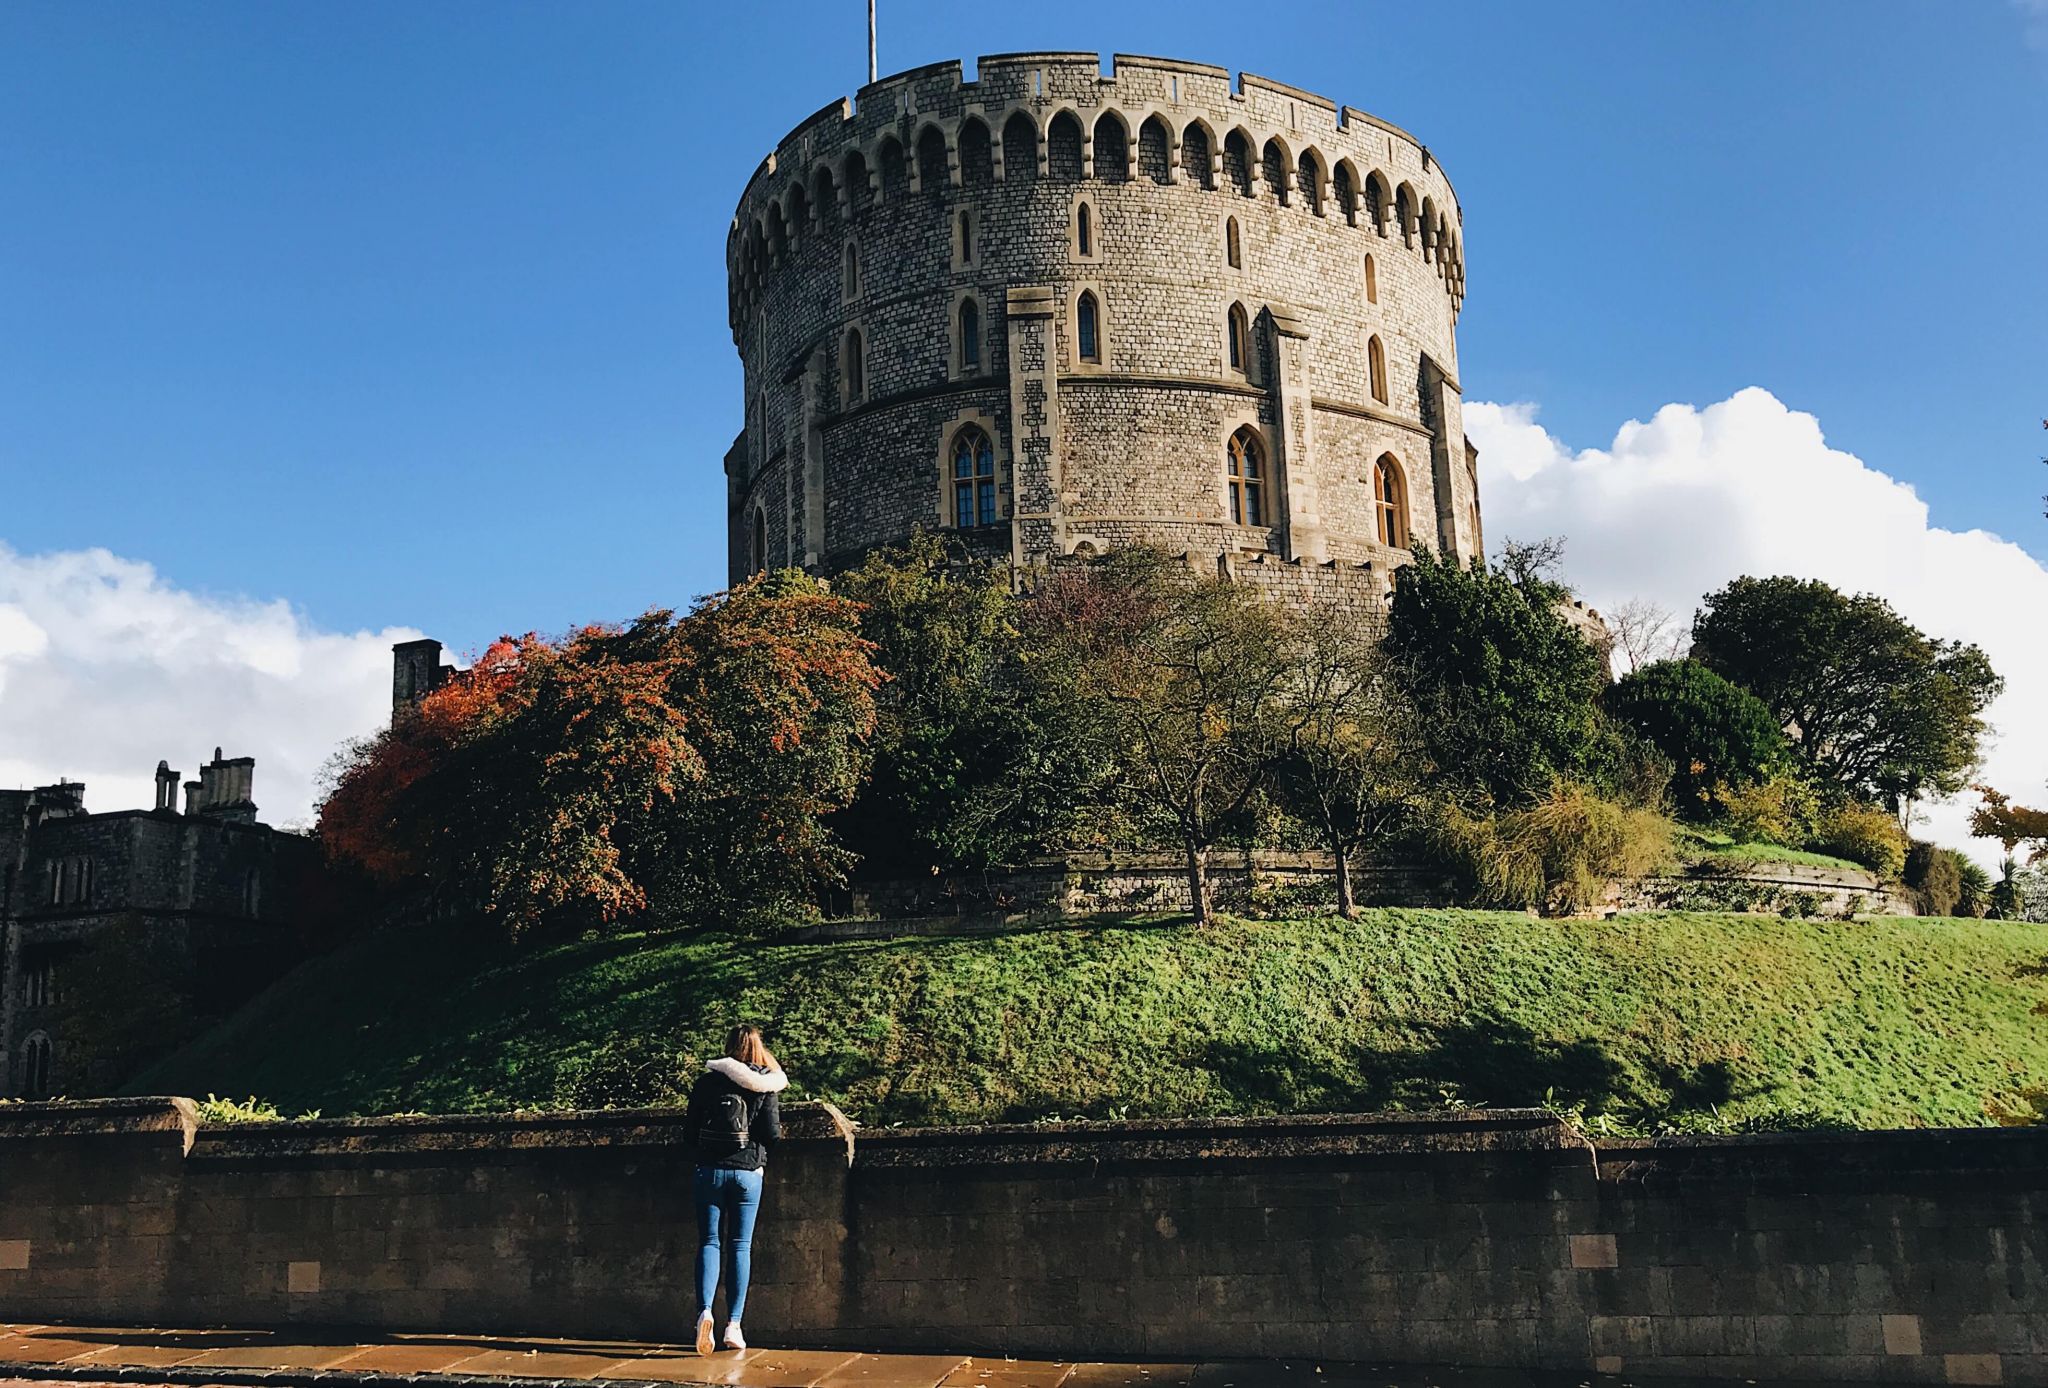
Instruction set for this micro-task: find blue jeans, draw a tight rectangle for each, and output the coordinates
[693,1165,764,1321]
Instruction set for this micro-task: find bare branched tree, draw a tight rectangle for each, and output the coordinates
[1606,597,1687,676]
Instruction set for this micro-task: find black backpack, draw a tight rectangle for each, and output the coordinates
[698,1086,755,1155]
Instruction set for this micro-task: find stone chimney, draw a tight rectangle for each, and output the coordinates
[154,760,181,813]
[192,748,258,825]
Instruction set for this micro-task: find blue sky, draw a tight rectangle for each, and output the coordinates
[5,0,2043,647]
[5,2,2048,835]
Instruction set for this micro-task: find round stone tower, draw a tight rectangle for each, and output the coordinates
[725,53,1479,607]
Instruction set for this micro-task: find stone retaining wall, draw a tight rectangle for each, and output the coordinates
[3,1099,2043,1383]
[839,852,1907,926]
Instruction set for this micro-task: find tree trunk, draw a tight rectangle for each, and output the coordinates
[1184,837,1211,924]
[1333,839,1356,917]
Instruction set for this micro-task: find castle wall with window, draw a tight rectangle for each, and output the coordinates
[724,53,1478,606]
[0,757,316,1100]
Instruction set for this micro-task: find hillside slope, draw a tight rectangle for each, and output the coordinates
[131,909,2048,1130]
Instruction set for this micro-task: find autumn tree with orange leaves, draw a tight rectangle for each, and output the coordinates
[319,572,879,934]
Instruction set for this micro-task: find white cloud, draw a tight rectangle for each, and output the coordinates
[2017,0,2048,52]
[1467,386,2048,867]
[0,545,419,829]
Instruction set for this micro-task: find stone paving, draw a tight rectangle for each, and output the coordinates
[0,1326,1612,1388]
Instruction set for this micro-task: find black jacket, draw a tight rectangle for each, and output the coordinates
[683,1065,783,1171]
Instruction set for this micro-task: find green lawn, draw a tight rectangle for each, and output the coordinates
[131,909,2048,1132]
[1677,828,1870,873]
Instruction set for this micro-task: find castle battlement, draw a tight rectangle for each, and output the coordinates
[722,53,1480,613]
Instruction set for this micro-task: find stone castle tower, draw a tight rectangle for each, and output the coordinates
[726,53,1478,608]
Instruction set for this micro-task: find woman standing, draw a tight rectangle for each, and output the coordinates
[682,1024,787,1354]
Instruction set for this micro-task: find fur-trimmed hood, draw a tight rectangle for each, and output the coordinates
[707,1056,788,1093]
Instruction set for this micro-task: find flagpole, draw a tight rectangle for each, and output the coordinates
[867,0,877,84]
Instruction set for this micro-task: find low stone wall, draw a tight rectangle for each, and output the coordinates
[843,851,1450,924]
[1620,859,1917,917]
[3,1099,2044,1383]
[838,851,1907,928]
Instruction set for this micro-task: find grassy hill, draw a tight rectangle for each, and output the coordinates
[131,909,2048,1132]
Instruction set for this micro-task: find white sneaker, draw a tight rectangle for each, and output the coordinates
[694,1311,715,1356]
[722,1322,747,1352]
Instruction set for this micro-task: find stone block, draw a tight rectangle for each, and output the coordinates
[1888,1315,1927,1357]
[0,1239,28,1270]
[1570,1233,1618,1269]
[1949,1354,2007,1385]
[286,1259,320,1294]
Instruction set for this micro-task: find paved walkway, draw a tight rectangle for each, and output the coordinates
[0,1325,1564,1388]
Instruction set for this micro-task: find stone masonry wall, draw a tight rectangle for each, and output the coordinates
[3,1100,2044,1384]
[725,54,1477,589]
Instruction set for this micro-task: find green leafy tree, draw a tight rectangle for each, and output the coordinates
[1270,614,1426,917]
[833,532,1105,874]
[1383,547,1607,809]
[1690,576,2002,817]
[1023,547,1295,924]
[1604,659,1788,821]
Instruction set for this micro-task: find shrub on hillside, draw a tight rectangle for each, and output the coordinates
[1715,769,1822,847]
[1809,802,1909,879]
[1506,782,1677,915]
[1603,659,1788,820]
[1905,842,1967,917]
[1425,783,1676,914]
[1957,859,1993,919]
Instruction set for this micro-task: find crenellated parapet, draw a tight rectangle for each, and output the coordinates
[728,53,1465,335]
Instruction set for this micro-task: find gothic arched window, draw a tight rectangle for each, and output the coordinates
[1228,427,1265,527]
[1227,303,1251,376]
[1076,291,1100,363]
[1374,454,1408,548]
[951,426,998,529]
[1368,334,1388,404]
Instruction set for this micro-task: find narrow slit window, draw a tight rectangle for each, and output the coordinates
[958,209,974,263]
[1077,202,1093,257]
[1227,303,1250,375]
[843,328,864,401]
[1368,334,1388,404]
[1226,216,1242,269]
[1077,291,1100,363]
[959,298,981,370]
[1364,254,1377,304]
[843,243,859,299]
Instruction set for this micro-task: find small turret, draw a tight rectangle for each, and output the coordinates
[392,638,452,723]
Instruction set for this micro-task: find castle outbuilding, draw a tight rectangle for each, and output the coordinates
[0,753,316,1099]
[726,53,1479,607]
